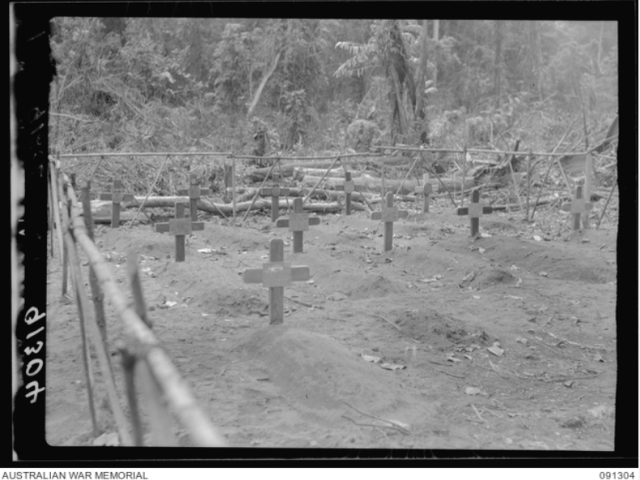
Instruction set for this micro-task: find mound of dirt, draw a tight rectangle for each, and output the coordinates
[344,275,406,300]
[482,219,519,232]
[478,237,615,284]
[462,267,517,289]
[239,326,425,417]
[391,308,494,350]
[198,291,268,318]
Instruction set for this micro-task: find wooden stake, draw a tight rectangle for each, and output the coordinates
[232,158,236,222]
[461,147,467,208]
[561,185,592,234]
[508,155,523,211]
[414,173,432,214]
[583,152,593,229]
[127,251,152,329]
[136,359,179,446]
[525,150,533,221]
[119,344,144,446]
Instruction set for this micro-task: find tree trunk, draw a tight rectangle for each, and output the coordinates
[493,20,504,108]
[414,20,429,144]
[389,66,407,138]
[432,20,439,88]
[246,52,281,119]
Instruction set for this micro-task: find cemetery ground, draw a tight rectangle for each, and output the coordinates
[45,197,617,450]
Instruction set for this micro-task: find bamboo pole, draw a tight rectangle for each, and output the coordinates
[81,182,108,351]
[69,253,99,438]
[64,174,227,447]
[61,219,133,445]
[58,151,380,161]
[241,158,280,222]
[126,154,171,228]
[376,145,595,158]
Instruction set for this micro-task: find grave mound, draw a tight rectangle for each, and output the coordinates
[239,326,426,418]
[391,308,494,350]
[472,267,517,289]
[345,275,406,300]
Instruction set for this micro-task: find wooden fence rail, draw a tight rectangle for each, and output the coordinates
[51,160,226,447]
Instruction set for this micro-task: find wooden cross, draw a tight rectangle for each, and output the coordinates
[275,197,321,253]
[99,179,134,228]
[561,185,592,233]
[371,192,408,252]
[154,202,204,262]
[414,173,433,214]
[177,173,209,222]
[456,189,493,239]
[336,171,358,215]
[260,173,290,222]
[242,238,310,325]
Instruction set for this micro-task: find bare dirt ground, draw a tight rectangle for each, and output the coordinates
[45,196,617,450]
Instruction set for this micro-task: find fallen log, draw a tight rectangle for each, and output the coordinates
[301,173,476,195]
[109,196,359,217]
[293,167,365,178]
[227,187,384,204]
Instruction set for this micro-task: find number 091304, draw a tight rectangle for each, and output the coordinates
[600,473,636,479]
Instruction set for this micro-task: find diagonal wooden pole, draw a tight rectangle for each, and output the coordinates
[531,119,577,220]
[596,178,617,229]
[302,155,342,206]
[127,154,171,229]
[87,155,105,184]
[241,158,280,223]
[394,157,420,196]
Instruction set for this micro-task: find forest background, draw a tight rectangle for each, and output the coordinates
[49,18,618,189]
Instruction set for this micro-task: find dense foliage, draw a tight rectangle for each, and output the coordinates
[50,18,618,157]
